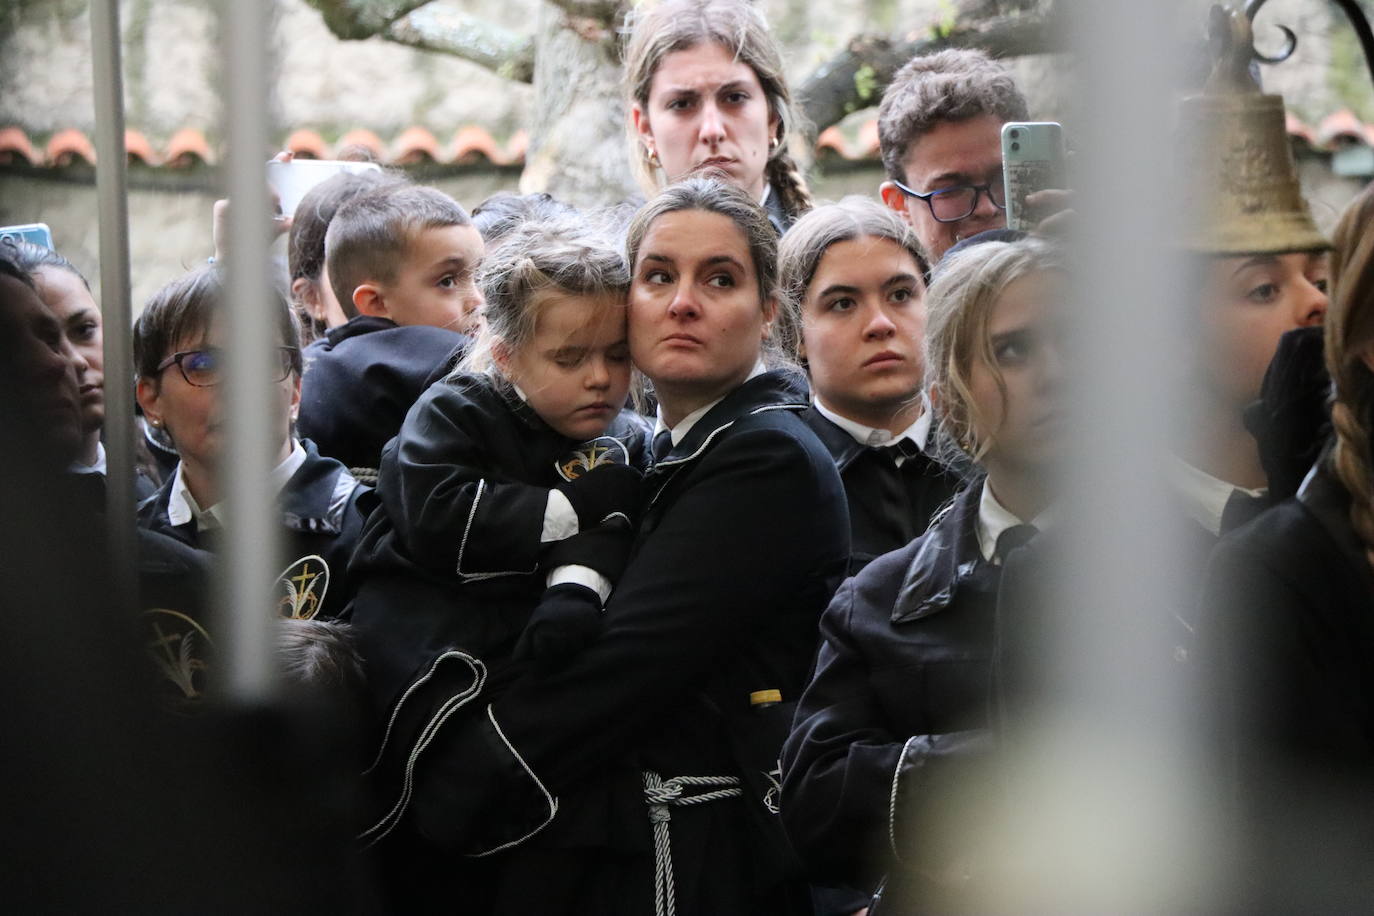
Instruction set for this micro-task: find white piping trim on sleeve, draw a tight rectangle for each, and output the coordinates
[363,649,483,776]
[455,478,539,581]
[889,736,919,860]
[468,705,560,857]
[358,650,488,848]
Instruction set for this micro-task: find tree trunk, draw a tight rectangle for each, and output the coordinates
[519,5,638,208]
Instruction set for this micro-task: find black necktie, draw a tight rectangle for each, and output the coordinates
[652,430,673,462]
[995,524,1038,564]
[1220,490,1270,534]
[882,438,923,463]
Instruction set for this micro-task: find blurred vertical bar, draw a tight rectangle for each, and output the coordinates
[219,0,280,704]
[1001,0,1220,909]
[89,0,138,612]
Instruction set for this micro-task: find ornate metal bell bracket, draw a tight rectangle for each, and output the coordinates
[1244,0,1374,87]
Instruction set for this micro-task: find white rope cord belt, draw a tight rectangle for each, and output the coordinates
[642,770,744,916]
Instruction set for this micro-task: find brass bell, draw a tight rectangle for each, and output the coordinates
[1176,5,1328,255]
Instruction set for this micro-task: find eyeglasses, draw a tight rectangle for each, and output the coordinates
[154,347,301,388]
[891,179,1007,223]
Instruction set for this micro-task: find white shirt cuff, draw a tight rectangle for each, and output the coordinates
[546,564,612,605]
[541,490,579,542]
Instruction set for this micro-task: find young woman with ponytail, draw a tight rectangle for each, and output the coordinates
[1197,183,1374,905]
[624,0,813,233]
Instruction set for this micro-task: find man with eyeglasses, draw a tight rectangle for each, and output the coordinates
[877,48,1030,264]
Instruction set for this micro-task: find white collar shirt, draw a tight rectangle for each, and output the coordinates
[653,359,769,447]
[811,394,933,465]
[71,440,107,476]
[975,479,1052,564]
[1168,457,1267,538]
[167,439,307,533]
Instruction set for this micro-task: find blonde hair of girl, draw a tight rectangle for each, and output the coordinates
[922,236,1063,467]
[458,217,630,385]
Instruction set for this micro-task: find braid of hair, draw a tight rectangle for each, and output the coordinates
[1329,396,1374,566]
[766,148,814,221]
[1326,184,1374,568]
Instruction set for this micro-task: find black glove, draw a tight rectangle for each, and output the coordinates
[514,583,603,667]
[541,522,636,582]
[556,463,643,529]
[1243,325,1331,501]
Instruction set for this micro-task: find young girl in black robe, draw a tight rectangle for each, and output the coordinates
[347,217,650,860]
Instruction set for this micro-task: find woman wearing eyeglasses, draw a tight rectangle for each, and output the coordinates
[134,264,372,622]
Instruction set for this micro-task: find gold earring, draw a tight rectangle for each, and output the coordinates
[149,418,161,429]
[648,147,660,167]
[769,136,780,151]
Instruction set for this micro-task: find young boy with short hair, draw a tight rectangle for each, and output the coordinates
[298,185,483,471]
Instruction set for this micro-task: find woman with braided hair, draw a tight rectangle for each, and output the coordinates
[1196,183,1374,904]
[625,0,813,234]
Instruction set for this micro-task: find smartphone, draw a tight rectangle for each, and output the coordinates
[1001,122,1065,232]
[0,222,54,250]
[266,159,382,217]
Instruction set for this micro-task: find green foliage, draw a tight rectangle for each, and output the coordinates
[931,0,959,40]
[1329,25,1374,124]
[844,64,878,115]
[853,64,876,103]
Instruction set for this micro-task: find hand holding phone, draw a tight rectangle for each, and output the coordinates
[1002,122,1066,232]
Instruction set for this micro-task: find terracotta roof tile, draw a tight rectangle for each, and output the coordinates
[0,126,39,166]
[4,112,1361,173]
[164,128,214,167]
[856,119,880,157]
[284,129,331,160]
[1317,109,1366,148]
[46,128,97,166]
[336,129,387,162]
[1285,112,1316,147]
[393,126,443,164]
[815,126,848,158]
[451,125,503,165]
[504,130,528,164]
[124,129,159,165]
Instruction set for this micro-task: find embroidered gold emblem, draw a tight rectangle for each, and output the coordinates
[144,607,212,703]
[556,436,630,481]
[276,554,331,620]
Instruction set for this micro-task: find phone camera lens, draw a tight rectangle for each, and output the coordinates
[1010,141,1021,152]
[1010,129,1021,139]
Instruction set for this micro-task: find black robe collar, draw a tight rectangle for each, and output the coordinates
[141,438,360,540]
[891,479,988,624]
[651,368,809,470]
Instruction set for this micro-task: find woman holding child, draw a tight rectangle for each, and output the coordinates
[353,178,847,914]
